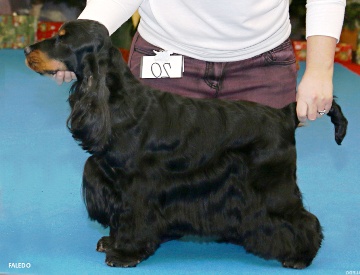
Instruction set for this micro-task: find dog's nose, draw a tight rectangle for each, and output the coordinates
[24,46,32,56]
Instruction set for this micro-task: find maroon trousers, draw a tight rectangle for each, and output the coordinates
[128,32,297,108]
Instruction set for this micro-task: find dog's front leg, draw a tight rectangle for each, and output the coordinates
[82,157,119,254]
[104,221,161,267]
[96,228,116,253]
[83,156,161,267]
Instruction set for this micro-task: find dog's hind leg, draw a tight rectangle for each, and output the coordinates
[240,206,323,269]
[280,209,323,269]
[240,181,323,269]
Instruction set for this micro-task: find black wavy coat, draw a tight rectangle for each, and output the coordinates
[25,20,348,269]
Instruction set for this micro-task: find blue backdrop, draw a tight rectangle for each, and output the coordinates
[0,49,359,274]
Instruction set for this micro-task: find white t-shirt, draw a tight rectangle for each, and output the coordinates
[79,0,345,62]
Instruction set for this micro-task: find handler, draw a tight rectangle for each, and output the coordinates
[55,0,345,122]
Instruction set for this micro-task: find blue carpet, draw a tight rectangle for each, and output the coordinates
[0,49,359,275]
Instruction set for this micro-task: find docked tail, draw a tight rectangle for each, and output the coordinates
[326,100,348,145]
[286,100,348,145]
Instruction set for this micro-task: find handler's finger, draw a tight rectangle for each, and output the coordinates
[296,100,308,123]
[54,71,65,85]
[307,102,318,121]
[64,71,76,83]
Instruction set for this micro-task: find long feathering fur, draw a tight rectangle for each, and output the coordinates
[67,53,111,153]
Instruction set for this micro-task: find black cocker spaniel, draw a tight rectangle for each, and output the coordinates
[25,20,348,269]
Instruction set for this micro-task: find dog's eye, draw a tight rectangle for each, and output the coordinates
[56,29,67,42]
[58,29,66,36]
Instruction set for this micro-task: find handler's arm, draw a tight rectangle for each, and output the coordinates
[296,0,345,122]
[78,0,142,35]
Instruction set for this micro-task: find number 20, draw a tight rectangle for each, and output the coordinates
[151,62,171,78]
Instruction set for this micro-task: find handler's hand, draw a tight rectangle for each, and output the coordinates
[296,35,336,122]
[296,69,333,122]
[53,71,76,85]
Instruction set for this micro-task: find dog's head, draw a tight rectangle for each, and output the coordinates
[25,20,117,154]
[24,19,111,77]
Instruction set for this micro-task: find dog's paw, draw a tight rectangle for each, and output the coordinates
[282,260,310,269]
[96,236,114,253]
[105,252,142,268]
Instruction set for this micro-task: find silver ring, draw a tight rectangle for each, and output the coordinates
[318,109,326,116]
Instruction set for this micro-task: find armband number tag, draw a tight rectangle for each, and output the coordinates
[140,55,184,79]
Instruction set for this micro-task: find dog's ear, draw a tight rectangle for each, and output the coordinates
[86,20,113,54]
[67,53,111,154]
[62,20,113,74]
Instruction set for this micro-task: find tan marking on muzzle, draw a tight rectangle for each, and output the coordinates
[25,50,67,74]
